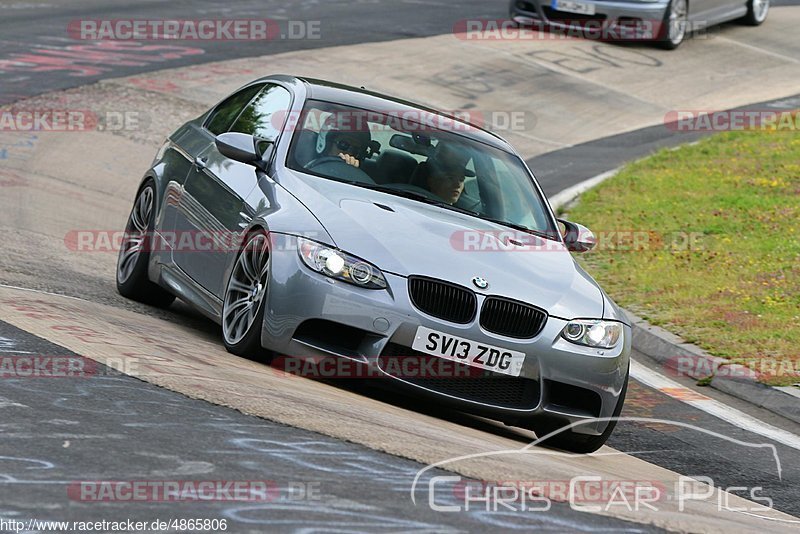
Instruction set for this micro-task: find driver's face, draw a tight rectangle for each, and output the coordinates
[428,166,465,205]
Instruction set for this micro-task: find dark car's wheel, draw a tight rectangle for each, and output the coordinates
[657,0,689,49]
[525,370,629,454]
[116,180,175,307]
[222,230,271,358]
[741,0,769,25]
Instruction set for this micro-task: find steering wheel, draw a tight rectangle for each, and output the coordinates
[305,156,374,184]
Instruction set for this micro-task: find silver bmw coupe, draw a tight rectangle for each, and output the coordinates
[510,0,768,49]
[117,75,631,452]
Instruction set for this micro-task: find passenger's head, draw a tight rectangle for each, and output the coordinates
[316,113,372,161]
[426,142,471,204]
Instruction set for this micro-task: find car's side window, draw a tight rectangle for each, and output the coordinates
[230,84,292,143]
[205,84,266,136]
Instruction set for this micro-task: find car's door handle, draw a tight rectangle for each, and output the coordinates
[194,156,208,170]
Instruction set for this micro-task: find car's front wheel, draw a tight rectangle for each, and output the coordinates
[741,0,769,25]
[222,230,271,358]
[524,370,629,454]
[657,0,689,49]
[116,180,175,307]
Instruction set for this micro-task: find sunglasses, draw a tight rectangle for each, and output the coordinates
[335,139,364,158]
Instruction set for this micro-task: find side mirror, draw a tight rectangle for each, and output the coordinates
[215,132,272,170]
[558,219,596,253]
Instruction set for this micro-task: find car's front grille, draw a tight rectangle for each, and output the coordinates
[408,277,477,324]
[480,297,548,339]
[379,343,540,410]
[542,6,607,22]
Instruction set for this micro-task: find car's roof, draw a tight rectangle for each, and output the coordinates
[261,74,515,153]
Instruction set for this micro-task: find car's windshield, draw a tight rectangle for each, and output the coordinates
[287,100,558,238]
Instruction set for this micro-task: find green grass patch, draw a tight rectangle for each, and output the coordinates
[566,128,800,386]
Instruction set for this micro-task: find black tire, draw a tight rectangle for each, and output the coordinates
[741,0,769,25]
[524,370,629,454]
[116,180,175,308]
[221,230,271,359]
[657,0,689,50]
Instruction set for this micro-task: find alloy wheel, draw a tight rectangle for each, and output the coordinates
[117,186,153,284]
[668,0,688,45]
[222,233,270,346]
[753,0,769,22]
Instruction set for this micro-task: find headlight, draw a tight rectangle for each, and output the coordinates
[561,320,622,349]
[297,238,387,290]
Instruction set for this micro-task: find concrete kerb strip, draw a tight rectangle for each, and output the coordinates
[550,173,800,427]
[547,168,620,214]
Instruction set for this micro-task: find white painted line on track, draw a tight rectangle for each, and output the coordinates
[0,396,28,409]
[712,35,800,65]
[630,359,800,452]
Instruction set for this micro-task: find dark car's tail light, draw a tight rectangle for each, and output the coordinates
[480,297,547,339]
[408,277,477,324]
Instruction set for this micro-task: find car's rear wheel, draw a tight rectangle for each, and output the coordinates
[657,0,689,49]
[116,180,175,307]
[525,369,629,454]
[741,0,769,25]
[222,230,271,358]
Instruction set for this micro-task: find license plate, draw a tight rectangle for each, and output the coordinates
[411,326,526,378]
[552,0,596,15]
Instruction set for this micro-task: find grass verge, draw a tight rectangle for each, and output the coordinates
[565,127,800,386]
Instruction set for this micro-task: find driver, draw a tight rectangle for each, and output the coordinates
[425,142,471,205]
[312,113,372,169]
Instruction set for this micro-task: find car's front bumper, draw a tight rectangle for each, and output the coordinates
[262,235,630,435]
[510,0,668,38]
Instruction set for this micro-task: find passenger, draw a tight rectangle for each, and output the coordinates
[425,142,472,205]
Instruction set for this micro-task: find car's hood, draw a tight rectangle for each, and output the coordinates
[283,170,603,319]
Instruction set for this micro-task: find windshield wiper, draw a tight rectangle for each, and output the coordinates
[481,217,559,241]
[360,184,439,203]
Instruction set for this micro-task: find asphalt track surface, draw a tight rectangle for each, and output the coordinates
[0,0,501,106]
[0,320,657,533]
[1,0,800,532]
